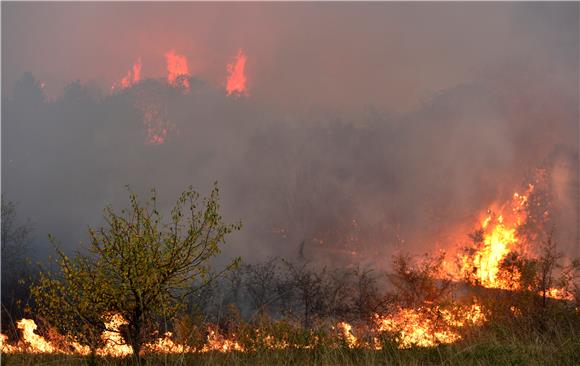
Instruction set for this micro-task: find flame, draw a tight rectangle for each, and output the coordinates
[374,303,486,348]
[17,318,56,353]
[336,322,358,348]
[458,186,533,290]
[2,177,574,355]
[226,49,248,96]
[165,50,190,90]
[145,332,190,354]
[201,326,244,353]
[1,333,19,354]
[470,215,519,288]
[96,313,133,357]
[0,303,487,355]
[544,287,575,301]
[112,58,142,91]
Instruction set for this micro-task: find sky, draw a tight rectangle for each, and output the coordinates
[1,2,579,266]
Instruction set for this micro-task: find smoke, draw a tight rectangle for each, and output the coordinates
[2,3,578,267]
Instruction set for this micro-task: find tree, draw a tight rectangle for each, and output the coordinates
[32,184,240,364]
[243,258,282,318]
[1,195,34,330]
[389,253,452,307]
[279,261,326,329]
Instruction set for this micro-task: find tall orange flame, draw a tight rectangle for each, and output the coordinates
[226,49,248,96]
[458,186,533,290]
[17,318,55,353]
[165,50,190,90]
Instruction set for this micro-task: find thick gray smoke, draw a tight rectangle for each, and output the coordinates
[2,3,578,267]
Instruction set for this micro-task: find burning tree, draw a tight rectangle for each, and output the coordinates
[32,184,240,364]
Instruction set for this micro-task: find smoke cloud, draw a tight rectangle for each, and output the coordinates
[2,3,578,267]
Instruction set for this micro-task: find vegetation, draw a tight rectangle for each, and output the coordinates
[30,185,241,364]
[1,321,579,366]
[1,196,34,330]
[2,185,579,365]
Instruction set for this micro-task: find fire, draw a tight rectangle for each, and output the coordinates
[226,49,248,96]
[374,303,486,348]
[112,58,142,91]
[17,318,56,353]
[201,326,244,353]
[145,332,190,354]
[459,186,533,290]
[336,322,358,348]
[165,50,190,90]
[1,333,19,354]
[544,287,575,301]
[468,214,519,289]
[96,313,133,357]
[2,175,575,356]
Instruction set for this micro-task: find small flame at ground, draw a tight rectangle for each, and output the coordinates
[374,303,486,348]
[544,287,575,301]
[17,318,55,353]
[201,326,244,353]
[336,322,358,348]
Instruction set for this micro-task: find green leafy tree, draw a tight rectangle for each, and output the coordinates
[32,184,240,363]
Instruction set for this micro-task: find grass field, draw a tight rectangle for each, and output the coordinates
[2,327,579,366]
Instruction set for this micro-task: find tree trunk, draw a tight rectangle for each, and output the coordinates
[129,310,144,366]
[87,348,97,366]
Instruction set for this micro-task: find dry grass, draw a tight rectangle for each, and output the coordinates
[2,328,579,366]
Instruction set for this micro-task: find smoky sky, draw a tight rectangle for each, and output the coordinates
[1,2,579,267]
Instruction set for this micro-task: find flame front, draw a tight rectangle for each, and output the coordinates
[374,303,486,348]
[201,326,244,353]
[458,186,533,290]
[17,318,55,353]
[226,49,248,96]
[336,322,358,348]
[96,313,133,357]
[2,178,574,356]
[165,50,190,90]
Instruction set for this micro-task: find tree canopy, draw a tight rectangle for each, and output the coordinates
[32,184,240,362]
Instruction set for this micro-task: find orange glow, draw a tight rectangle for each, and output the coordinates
[145,332,190,354]
[336,322,358,348]
[201,325,244,353]
[165,50,190,90]
[374,303,486,348]
[96,313,133,357]
[1,333,19,354]
[458,186,533,290]
[134,94,173,145]
[17,318,56,353]
[226,49,248,96]
[112,58,142,91]
[544,287,574,301]
[0,303,485,354]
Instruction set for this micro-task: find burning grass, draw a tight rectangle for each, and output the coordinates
[2,175,579,364]
[1,327,579,366]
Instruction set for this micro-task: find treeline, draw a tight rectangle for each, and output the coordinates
[187,258,392,329]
